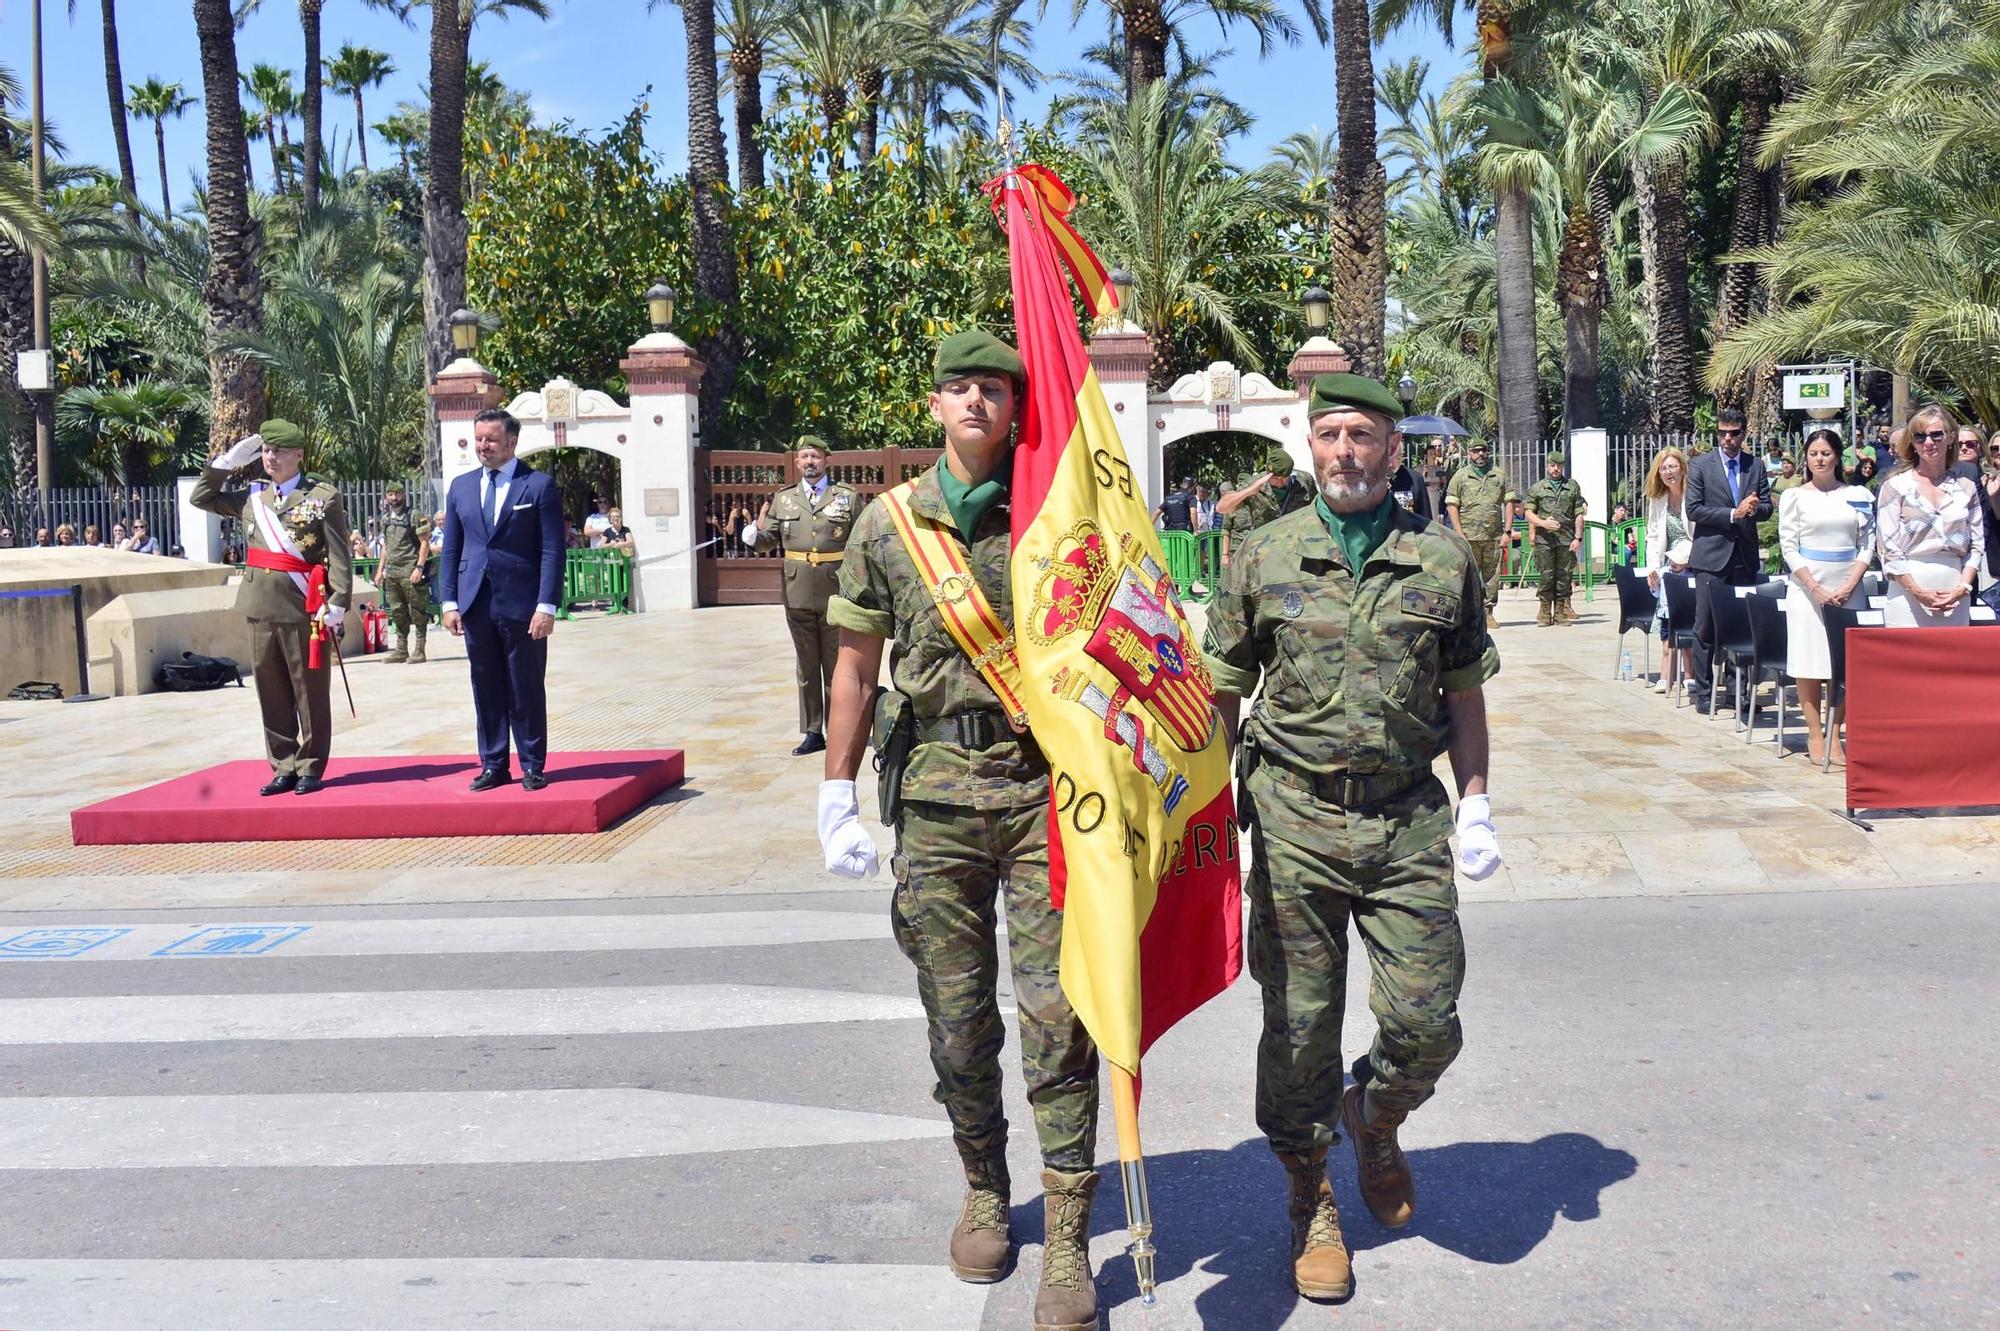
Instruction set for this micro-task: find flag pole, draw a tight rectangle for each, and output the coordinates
[989,60,1158,1307]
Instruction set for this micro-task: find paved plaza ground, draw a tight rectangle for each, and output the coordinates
[0,590,1995,1328]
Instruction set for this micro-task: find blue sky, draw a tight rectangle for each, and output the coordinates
[7,0,1465,191]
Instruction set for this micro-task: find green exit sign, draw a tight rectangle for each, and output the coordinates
[1799,382,1830,399]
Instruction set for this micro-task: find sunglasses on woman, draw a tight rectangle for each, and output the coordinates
[1912,430,1950,442]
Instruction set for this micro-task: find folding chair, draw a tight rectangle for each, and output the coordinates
[1662,573,1699,705]
[1743,591,1794,751]
[1610,565,1659,680]
[1820,604,1869,773]
[1706,583,1757,726]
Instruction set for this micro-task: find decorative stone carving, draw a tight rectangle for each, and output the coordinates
[1205,362,1240,406]
[541,377,579,426]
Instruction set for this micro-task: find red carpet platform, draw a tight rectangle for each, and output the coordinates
[70,750,686,845]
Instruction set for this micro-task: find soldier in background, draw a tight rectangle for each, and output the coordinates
[377,483,432,664]
[747,437,861,756]
[1203,373,1501,1307]
[1444,439,1517,631]
[1219,445,1314,559]
[1523,449,1587,625]
[190,420,354,796]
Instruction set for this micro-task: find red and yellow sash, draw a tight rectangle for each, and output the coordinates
[877,480,1029,728]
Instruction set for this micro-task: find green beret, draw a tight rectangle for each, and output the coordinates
[260,418,306,449]
[933,330,1023,385]
[794,435,830,454]
[1307,373,1406,421]
[1546,449,1566,465]
[1264,446,1296,474]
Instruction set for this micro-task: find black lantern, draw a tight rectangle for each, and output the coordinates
[645,282,677,332]
[1301,285,1332,332]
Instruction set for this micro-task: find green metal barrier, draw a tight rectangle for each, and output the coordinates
[560,548,633,618]
[1156,530,1227,605]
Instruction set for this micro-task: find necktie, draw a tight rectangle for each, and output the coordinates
[485,469,502,530]
[1726,456,1740,502]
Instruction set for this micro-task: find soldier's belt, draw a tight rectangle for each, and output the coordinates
[1260,761,1422,809]
[784,550,842,566]
[915,712,1012,751]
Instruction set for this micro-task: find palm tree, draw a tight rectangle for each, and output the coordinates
[67,0,139,205]
[777,0,860,170]
[192,0,265,454]
[57,379,201,487]
[896,0,1036,173]
[300,0,326,214]
[1270,127,1336,211]
[126,79,196,215]
[719,0,791,189]
[654,0,745,423]
[1059,0,1320,100]
[1325,0,1386,375]
[243,64,298,196]
[1477,67,1704,432]
[1078,81,1296,385]
[0,72,60,493]
[241,107,263,191]
[327,44,396,175]
[374,110,424,178]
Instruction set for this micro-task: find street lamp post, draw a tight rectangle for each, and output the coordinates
[1397,372,1417,416]
[448,308,482,359]
[29,0,53,497]
[1301,286,1332,334]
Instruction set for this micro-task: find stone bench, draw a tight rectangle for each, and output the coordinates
[86,575,381,697]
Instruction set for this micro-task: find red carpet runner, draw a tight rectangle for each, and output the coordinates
[70,750,686,845]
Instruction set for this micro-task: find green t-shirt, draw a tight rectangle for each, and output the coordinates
[938,450,1012,538]
[1314,492,1394,574]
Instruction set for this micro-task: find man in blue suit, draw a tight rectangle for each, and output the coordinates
[439,408,566,791]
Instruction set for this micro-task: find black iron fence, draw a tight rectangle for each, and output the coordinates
[1,478,438,559]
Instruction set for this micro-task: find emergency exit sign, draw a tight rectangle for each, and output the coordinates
[1782,373,1846,409]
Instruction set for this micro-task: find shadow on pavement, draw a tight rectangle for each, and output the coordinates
[1083,1132,1637,1329]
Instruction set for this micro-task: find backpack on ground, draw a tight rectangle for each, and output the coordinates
[154,651,245,692]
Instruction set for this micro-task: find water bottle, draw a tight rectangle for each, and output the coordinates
[1619,649,1633,682]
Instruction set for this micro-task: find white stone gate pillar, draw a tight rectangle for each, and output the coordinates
[1087,328,1156,504]
[1283,336,1355,473]
[619,332,707,612]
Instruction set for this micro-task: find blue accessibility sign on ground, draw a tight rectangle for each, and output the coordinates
[153,925,312,958]
[0,927,133,959]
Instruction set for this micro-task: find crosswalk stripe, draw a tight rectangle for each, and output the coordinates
[0,910,892,962]
[0,1088,952,1169]
[0,984,923,1044]
[0,1259,987,1331]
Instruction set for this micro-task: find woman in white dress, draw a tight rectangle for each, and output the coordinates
[1779,430,1874,764]
[1642,446,1693,693]
[1876,403,1988,627]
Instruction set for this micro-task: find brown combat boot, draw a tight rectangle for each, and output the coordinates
[1341,1084,1415,1228]
[409,626,427,663]
[383,632,408,664]
[1276,1148,1352,1301]
[1558,597,1579,624]
[1485,608,1501,632]
[946,1153,1012,1283]
[1536,601,1554,626]
[1033,1168,1099,1331]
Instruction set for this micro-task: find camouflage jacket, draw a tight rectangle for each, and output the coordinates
[1203,504,1499,781]
[377,506,432,576]
[1444,465,1517,540]
[1523,476,1586,541]
[1223,474,1314,546]
[826,462,1048,808]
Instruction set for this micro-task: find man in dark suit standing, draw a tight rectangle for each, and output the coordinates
[1685,407,1771,715]
[439,408,566,791]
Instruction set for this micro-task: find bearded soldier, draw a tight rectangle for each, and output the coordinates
[1202,374,1503,1304]
[191,420,354,795]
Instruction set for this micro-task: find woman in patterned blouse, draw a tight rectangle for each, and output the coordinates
[1875,403,1987,627]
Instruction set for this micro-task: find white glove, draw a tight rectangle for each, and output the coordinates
[817,778,880,880]
[215,434,264,469]
[1454,794,1501,881]
[318,604,345,633]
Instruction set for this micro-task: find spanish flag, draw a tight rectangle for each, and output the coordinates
[986,163,1242,1080]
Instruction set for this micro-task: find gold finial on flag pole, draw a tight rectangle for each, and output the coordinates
[1113,1068,1158,1302]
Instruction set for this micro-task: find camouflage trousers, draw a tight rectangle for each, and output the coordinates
[892,799,1100,1171]
[1467,535,1505,611]
[1243,767,1466,1154]
[379,568,429,634]
[1535,539,1575,604]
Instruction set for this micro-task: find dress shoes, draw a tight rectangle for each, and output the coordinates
[521,771,548,792]
[792,731,827,756]
[259,773,299,797]
[293,775,324,796]
[468,768,513,793]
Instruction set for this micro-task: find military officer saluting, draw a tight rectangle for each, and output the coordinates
[1523,448,1587,625]
[748,436,861,756]
[1219,444,1314,559]
[191,420,354,795]
[1444,437,1517,630]
[818,331,1103,1331]
[1203,374,1502,1306]
[377,482,433,663]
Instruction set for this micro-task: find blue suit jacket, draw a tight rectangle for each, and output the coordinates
[439,461,565,621]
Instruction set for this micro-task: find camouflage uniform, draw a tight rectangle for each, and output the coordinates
[1202,502,1498,1152]
[376,498,432,660]
[1444,462,1516,616]
[1523,470,1585,610]
[826,463,1099,1171]
[1224,467,1315,555]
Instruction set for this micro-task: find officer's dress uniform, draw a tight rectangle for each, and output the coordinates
[1523,464,1586,621]
[827,461,1098,1179]
[377,503,433,662]
[191,461,354,780]
[753,474,860,740]
[1444,461,1517,623]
